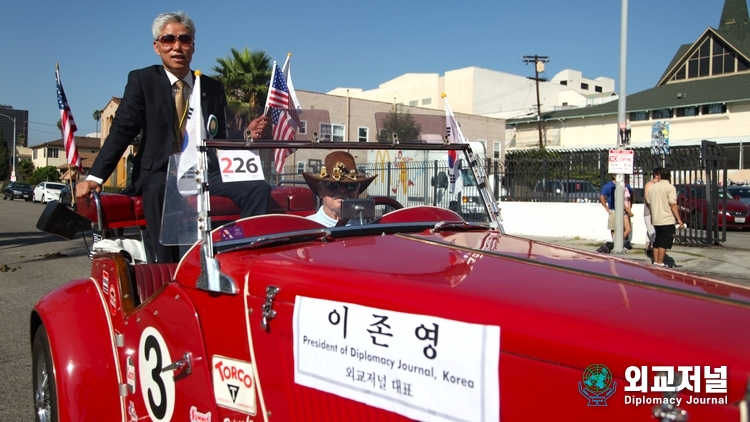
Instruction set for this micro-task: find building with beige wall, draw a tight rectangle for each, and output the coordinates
[290,91,505,174]
[328,66,616,120]
[30,137,100,173]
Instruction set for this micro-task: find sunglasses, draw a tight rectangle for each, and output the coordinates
[324,181,359,192]
[157,34,194,47]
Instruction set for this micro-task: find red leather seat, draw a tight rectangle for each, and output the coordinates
[132,263,178,303]
[75,186,316,230]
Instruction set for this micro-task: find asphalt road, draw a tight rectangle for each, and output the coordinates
[0,198,91,422]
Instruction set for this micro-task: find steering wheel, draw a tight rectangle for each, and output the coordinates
[335,196,404,227]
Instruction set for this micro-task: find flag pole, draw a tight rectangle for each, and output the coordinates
[263,61,277,116]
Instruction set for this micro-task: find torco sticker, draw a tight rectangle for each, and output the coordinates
[212,356,257,415]
[190,406,212,422]
[102,270,109,295]
[138,327,175,421]
[127,356,136,394]
[109,283,118,316]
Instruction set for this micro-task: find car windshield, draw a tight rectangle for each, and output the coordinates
[14,183,31,189]
[46,183,66,190]
[160,109,501,249]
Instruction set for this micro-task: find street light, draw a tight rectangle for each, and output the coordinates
[0,113,17,181]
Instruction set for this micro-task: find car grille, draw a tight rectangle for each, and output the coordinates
[729,210,748,217]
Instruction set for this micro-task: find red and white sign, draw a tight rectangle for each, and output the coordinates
[212,356,257,415]
[608,149,634,174]
[216,149,265,183]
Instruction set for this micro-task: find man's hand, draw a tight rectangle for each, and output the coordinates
[76,180,102,198]
[248,115,271,140]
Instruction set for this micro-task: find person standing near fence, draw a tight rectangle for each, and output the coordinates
[647,168,685,267]
[642,167,662,254]
[599,174,633,245]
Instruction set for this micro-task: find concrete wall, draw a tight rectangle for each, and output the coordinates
[500,202,648,245]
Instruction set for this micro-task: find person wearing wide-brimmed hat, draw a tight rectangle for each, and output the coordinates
[302,151,376,227]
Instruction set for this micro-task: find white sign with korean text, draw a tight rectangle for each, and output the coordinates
[293,296,500,422]
[608,149,634,174]
[216,149,264,183]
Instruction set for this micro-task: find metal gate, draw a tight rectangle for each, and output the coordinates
[638,140,728,245]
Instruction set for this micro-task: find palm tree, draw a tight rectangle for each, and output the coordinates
[212,47,273,114]
[93,110,102,137]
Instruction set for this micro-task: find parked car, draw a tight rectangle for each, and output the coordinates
[59,183,78,206]
[33,181,66,204]
[727,185,750,206]
[675,183,750,229]
[2,181,34,201]
[30,115,750,421]
[532,179,599,203]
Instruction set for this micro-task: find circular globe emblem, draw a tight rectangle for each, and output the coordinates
[582,364,612,393]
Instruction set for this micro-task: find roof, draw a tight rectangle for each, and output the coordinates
[33,136,101,150]
[507,71,750,124]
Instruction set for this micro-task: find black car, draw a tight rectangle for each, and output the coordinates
[3,182,34,201]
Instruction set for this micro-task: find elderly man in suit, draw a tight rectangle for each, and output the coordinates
[77,11,271,263]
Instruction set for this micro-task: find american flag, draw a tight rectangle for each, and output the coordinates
[55,66,82,172]
[267,64,296,174]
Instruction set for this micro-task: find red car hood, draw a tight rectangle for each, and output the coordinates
[215,230,750,401]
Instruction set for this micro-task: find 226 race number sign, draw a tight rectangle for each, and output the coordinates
[217,149,265,183]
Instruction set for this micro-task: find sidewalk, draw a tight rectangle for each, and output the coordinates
[523,235,750,287]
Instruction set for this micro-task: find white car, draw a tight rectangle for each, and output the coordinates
[33,182,66,204]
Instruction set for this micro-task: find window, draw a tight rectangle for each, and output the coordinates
[422,98,431,106]
[493,141,501,159]
[319,124,332,142]
[409,100,418,106]
[33,150,37,159]
[702,103,726,115]
[630,111,649,121]
[595,86,603,93]
[298,120,307,135]
[296,162,305,173]
[581,83,589,90]
[560,81,567,86]
[48,148,59,158]
[688,39,711,78]
[676,106,698,117]
[652,109,673,119]
[358,127,368,143]
[332,124,345,142]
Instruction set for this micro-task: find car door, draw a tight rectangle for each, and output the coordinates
[116,283,216,422]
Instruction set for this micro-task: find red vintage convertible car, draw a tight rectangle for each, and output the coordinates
[31,138,750,421]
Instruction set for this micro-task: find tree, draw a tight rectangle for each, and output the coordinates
[17,133,25,148]
[381,105,422,143]
[93,110,102,136]
[56,119,62,134]
[0,131,8,181]
[30,166,60,184]
[16,159,34,181]
[212,47,272,130]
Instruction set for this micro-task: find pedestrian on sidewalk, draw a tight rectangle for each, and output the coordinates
[647,168,685,267]
[599,174,633,248]
[643,167,662,253]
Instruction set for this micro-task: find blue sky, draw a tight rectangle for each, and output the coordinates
[0,0,729,146]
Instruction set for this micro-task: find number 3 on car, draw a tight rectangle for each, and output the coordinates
[138,327,175,422]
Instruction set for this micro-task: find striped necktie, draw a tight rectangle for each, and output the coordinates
[174,79,187,152]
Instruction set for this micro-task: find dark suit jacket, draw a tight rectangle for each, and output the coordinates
[89,65,228,194]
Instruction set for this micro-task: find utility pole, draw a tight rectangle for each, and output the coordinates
[612,0,629,253]
[523,55,549,149]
